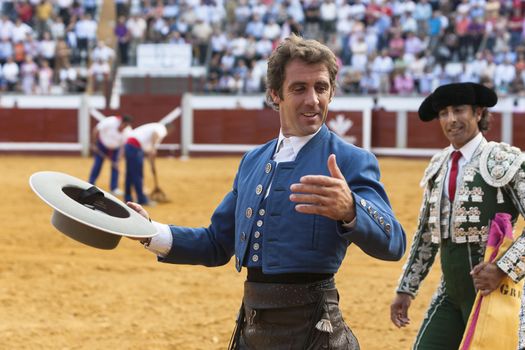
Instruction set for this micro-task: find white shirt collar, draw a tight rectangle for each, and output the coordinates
[453,132,483,162]
[275,127,322,159]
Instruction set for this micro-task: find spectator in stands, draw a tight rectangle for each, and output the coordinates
[87,57,110,93]
[230,72,245,94]
[168,15,189,40]
[49,15,65,40]
[54,37,71,80]
[263,17,281,41]
[320,0,337,43]
[149,13,169,43]
[360,67,380,94]
[24,33,39,60]
[2,1,16,22]
[515,52,525,77]
[168,31,186,45]
[372,48,394,94]
[459,61,477,83]
[116,0,130,18]
[280,16,302,41]
[39,31,56,70]
[92,40,115,65]
[243,35,259,63]
[37,59,53,94]
[494,58,517,94]
[466,16,485,59]
[508,8,524,51]
[218,71,235,93]
[163,0,179,20]
[427,9,444,52]
[34,0,53,37]
[59,62,82,92]
[244,67,262,93]
[74,12,98,65]
[393,68,415,95]
[230,33,248,60]
[56,0,73,27]
[482,51,497,84]
[409,51,429,92]
[126,12,147,66]
[418,65,435,94]
[203,71,220,93]
[12,39,25,66]
[114,15,130,65]
[12,18,33,43]
[0,15,14,40]
[2,56,19,91]
[245,13,265,40]
[400,8,418,34]
[350,33,368,72]
[388,31,405,60]
[340,68,362,94]
[220,47,236,74]
[404,31,424,60]
[191,18,213,66]
[83,0,98,19]
[0,37,13,66]
[303,0,321,38]
[413,0,432,35]
[233,0,251,35]
[16,0,33,25]
[20,55,37,94]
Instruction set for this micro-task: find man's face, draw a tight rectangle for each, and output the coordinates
[271,59,333,137]
[438,105,481,148]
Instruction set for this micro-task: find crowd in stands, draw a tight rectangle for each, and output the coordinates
[2,0,525,97]
[0,0,99,93]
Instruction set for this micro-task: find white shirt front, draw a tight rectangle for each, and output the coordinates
[444,132,483,199]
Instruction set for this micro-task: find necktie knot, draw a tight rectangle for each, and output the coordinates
[451,150,462,163]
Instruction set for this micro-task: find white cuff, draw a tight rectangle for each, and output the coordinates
[145,221,173,258]
[341,217,356,229]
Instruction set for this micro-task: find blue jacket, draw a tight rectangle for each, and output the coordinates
[160,125,406,274]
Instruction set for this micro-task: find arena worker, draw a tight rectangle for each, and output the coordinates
[88,114,133,196]
[123,120,174,206]
[390,82,525,349]
[128,34,406,349]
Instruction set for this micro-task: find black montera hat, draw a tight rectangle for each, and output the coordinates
[418,82,497,121]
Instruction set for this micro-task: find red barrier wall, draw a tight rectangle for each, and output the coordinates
[0,95,514,154]
[0,109,78,142]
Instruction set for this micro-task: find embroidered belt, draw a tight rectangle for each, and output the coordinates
[243,278,336,309]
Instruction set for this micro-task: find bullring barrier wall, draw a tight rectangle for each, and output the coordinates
[1,94,525,157]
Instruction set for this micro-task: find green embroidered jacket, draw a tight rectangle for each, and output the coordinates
[397,139,525,296]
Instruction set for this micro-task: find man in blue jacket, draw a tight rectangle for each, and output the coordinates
[128,34,406,349]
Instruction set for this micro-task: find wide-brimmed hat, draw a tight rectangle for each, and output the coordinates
[418,82,497,121]
[29,171,157,249]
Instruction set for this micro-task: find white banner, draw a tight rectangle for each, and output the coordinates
[137,44,192,70]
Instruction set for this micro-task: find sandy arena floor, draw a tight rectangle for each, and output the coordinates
[0,155,443,349]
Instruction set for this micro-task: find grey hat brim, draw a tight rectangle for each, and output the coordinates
[30,171,157,249]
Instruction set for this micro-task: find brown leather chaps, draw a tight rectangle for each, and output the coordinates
[229,278,360,350]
